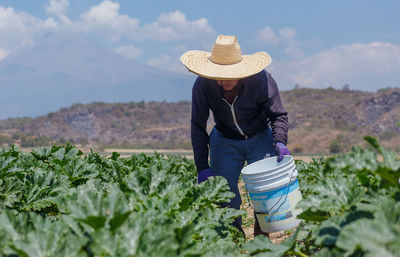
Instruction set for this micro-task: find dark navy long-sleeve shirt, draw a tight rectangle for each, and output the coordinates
[191,70,289,171]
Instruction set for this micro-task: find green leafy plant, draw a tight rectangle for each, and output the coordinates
[0,145,247,256]
[1,137,399,257]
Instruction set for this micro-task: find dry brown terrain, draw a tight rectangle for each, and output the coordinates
[102,149,320,164]
[1,88,399,155]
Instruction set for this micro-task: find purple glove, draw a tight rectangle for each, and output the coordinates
[197,168,214,184]
[274,142,291,162]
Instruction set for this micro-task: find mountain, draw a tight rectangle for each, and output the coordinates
[0,88,399,154]
[0,33,194,119]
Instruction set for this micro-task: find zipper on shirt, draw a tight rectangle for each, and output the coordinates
[222,96,248,139]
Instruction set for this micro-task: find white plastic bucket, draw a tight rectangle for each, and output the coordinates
[241,156,302,233]
[243,164,296,186]
[242,155,294,179]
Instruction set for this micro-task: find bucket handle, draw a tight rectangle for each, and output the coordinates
[245,171,294,216]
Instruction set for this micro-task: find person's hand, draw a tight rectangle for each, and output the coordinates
[274,142,291,162]
[197,168,214,184]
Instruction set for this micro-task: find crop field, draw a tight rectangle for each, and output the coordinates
[101,148,320,163]
[0,136,399,257]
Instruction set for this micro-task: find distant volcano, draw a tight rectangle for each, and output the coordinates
[0,33,194,119]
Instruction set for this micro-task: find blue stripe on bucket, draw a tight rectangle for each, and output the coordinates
[264,210,293,222]
[249,179,299,200]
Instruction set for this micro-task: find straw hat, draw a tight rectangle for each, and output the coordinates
[180,34,272,80]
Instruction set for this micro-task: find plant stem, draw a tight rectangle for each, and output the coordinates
[293,245,309,257]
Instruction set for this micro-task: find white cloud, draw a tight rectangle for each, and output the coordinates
[0,6,51,51]
[46,0,69,16]
[285,41,304,58]
[1,2,398,93]
[256,26,280,45]
[0,1,217,63]
[45,0,71,26]
[0,48,9,60]
[143,44,190,72]
[41,17,59,29]
[271,42,400,91]
[142,11,215,41]
[256,26,297,45]
[256,26,303,58]
[114,45,143,59]
[279,27,296,41]
[77,3,216,44]
[146,54,186,73]
[79,0,140,41]
[171,44,187,54]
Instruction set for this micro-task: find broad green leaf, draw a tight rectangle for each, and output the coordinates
[336,219,400,257]
[336,199,400,257]
[30,146,52,161]
[0,156,17,174]
[89,229,121,257]
[327,144,400,187]
[297,174,366,219]
[116,213,148,256]
[118,211,179,257]
[327,146,379,173]
[0,147,256,256]
[381,150,400,172]
[198,206,245,229]
[64,145,82,160]
[313,210,373,247]
[194,176,235,206]
[243,227,300,257]
[11,214,87,257]
[0,210,29,252]
[79,215,107,230]
[0,177,23,208]
[60,185,131,231]
[296,159,326,197]
[20,168,69,213]
[313,215,343,246]
[52,147,66,162]
[364,136,382,153]
[310,247,346,257]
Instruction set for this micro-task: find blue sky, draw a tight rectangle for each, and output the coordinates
[1,0,400,91]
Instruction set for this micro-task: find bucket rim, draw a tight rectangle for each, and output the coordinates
[245,172,291,190]
[245,173,298,193]
[242,161,295,181]
[244,167,297,185]
[241,155,294,176]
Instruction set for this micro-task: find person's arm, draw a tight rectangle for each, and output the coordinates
[261,71,289,145]
[191,77,210,171]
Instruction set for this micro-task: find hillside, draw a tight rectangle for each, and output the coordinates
[0,87,399,154]
[0,33,193,119]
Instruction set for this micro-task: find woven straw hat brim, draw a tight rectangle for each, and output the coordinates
[180,50,272,80]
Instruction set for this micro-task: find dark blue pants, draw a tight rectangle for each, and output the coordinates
[209,127,275,227]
